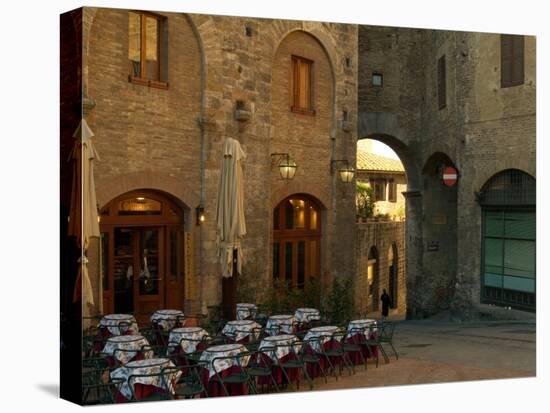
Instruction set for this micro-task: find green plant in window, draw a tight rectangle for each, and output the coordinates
[356,181,374,219]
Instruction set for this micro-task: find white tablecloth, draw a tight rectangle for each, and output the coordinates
[99,314,139,336]
[294,308,321,323]
[303,326,340,353]
[236,303,258,320]
[167,327,209,354]
[199,344,250,378]
[265,315,295,335]
[110,358,180,400]
[347,319,378,338]
[222,320,261,342]
[151,309,185,331]
[102,334,152,365]
[258,334,301,362]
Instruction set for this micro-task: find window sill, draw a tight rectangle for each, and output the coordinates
[501,81,524,89]
[291,106,316,116]
[129,75,169,89]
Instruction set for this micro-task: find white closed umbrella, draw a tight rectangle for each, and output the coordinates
[216,137,247,277]
[69,119,101,317]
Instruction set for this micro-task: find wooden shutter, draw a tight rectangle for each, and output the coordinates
[512,35,525,86]
[501,35,513,87]
[291,55,314,113]
[299,60,310,109]
[184,232,196,300]
[438,55,446,109]
[501,34,524,87]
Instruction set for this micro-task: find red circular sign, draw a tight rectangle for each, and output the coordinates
[442,166,458,186]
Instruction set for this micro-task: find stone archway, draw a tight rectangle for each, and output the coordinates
[356,133,422,318]
[421,152,458,315]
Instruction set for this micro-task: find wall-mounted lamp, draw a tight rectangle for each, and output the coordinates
[271,153,297,180]
[196,205,205,225]
[331,159,355,183]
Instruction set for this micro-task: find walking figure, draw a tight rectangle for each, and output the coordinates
[380,289,391,320]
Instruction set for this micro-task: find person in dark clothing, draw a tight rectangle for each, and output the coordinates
[380,289,392,319]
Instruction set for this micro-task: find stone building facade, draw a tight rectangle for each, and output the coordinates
[358,26,536,318]
[62,7,359,321]
[61,7,535,323]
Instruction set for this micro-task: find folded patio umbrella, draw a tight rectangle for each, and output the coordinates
[68,119,101,316]
[215,137,247,277]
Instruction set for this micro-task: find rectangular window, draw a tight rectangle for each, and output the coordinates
[374,179,386,202]
[291,55,314,115]
[128,11,167,88]
[501,34,524,88]
[372,73,383,87]
[437,55,446,109]
[388,180,397,202]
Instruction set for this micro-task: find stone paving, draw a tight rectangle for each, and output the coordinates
[306,319,536,392]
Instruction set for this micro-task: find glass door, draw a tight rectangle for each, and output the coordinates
[134,227,164,324]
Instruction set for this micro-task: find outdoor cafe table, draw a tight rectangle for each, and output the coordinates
[265,315,295,335]
[110,357,180,402]
[102,334,153,367]
[236,303,258,320]
[257,334,302,385]
[151,309,185,331]
[346,319,379,362]
[167,327,209,355]
[199,343,251,397]
[98,314,139,337]
[294,308,321,325]
[222,320,261,343]
[303,325,341,378]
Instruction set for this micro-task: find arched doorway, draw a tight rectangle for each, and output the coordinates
[478,169,536,312]
[99,189,187,323]
[368,247,379,312]
[422,152,458,311]
[388,243,398,309]
[272,194,322,289]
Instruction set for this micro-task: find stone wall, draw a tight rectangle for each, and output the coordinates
[79,7,358,316]
[357,26,536,319]
[356,221,406,317]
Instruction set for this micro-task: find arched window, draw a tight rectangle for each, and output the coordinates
[368,246,379,311]
[479,170,535,312]
[272,195,321,289]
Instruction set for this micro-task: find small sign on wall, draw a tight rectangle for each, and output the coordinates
[427,240,439,252]
[432,213,447,225]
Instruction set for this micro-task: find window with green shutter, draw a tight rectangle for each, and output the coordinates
[480,170,535,311]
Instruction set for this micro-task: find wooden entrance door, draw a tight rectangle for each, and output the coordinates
[112,227,164,324]
[100,190,186,325]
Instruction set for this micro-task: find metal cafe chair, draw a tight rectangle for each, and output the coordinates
[322,330,354,377]
[210,352,256,397]
[299,336,330,384]
[163,364,207,399]
[362,324,390,367]
[128,369,177,402]
[273,341,313,391]
[245,347,281,393]
[344,326,369,370]
[378,321,399,360]
[82,376,124,405]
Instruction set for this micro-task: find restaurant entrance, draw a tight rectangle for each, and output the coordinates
[99,190,186,324]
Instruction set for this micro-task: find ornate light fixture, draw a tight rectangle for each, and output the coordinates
[271,153,297,180]
[331,159,355,183]
[196,205,205,226]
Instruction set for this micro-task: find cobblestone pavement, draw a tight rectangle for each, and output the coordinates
[305,320,536,392]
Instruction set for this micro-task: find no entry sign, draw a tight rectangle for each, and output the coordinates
[442,166,458,186]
